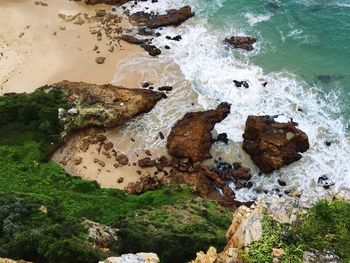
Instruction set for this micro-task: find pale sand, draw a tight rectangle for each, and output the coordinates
[51,128,163,190]
[0,0,143,95]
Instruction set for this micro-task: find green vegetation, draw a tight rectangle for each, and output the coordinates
[117,198,231,262]
[241,201,350,263]
[0,89,70,160]
[298,200,350,260]
[0,91,232,262]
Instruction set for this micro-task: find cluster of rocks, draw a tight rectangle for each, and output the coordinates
[83,219,119,249]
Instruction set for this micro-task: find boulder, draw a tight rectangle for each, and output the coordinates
[83,219,119,249]
[138,157,156,168]
[141,44,161,56]
[125,174,161,195]
[41,81,164,131]
[242,116,309,173]
[120,35,144,45]
[224,36,257,51]
[167,102,231,162]
[129,6,194,29]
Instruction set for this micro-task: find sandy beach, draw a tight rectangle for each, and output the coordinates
[0,0,142,95]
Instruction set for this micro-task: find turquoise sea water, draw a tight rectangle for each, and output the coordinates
[121,0,350,203]
[207,0,350,127]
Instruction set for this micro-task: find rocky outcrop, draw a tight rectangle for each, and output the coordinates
[224,36,257,51]
[129,6,194,29]
[167,103,231,162]
[243,116,309,173]
[125,163,245,210]
[120,35,144,45]
[125,174,162,195]
[99,253,160,263]
[190,203,265,263]
[42,81,164,132]
[83,220,119,249]
[0,259,32,263]
[85,0,131,5]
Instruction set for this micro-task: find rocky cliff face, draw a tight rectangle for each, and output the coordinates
[167,103,231,162]
[243,116,309,173]
[42,81,164,132]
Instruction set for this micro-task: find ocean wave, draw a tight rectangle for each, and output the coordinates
[244,12,272,26]
[118,0,350,205]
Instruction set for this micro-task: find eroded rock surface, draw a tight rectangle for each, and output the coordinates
[42,81,164,132]
[167,103,231,162]
[243,116,309,173]
[83,219,119,249]
[224,36,257,51]
[129,6,194,29]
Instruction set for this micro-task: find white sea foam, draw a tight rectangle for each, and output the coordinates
[244,12,272,26]
[117,0,350,205]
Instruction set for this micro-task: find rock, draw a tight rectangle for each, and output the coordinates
[0,258,32,263]
[125,174,161,195]
[172,35,182,41]
[83,219,119,249]
[95,56,106,64]
[74,156,83,165]
[242,116,309,173]
[141,44,161,56]
[224,36,257,51]
[117,177,124,183]
[120,35,144,45]
[232,167,251,181]
[116,154,129,165]
[99,253,160,263]
[167,102,231,162]
[94,158,105,167]
[96,134,107,142]
[138,157,156,168]
[67,108,78,115]
[157,86,172,92]
[190,247,219,263]
[303,249,340,263]
[42,81,164,131]
[103,142,114,151]
[224,203,264,249]
[215,133,228,144]
[129,6,194,29]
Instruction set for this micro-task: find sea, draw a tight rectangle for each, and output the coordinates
[113,0,350,206]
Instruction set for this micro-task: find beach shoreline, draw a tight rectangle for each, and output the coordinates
[0,0,142,95]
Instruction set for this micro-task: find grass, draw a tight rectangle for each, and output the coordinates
[0,90,233,263]
[240,201,350,263]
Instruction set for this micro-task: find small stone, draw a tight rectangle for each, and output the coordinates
[95,56,106,64]
[116,154,129,165]
[117,177,124,183]
[74,157,83,165]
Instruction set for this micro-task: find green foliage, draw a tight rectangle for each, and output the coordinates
[240,212,304,263]
[117,198,231,262]
[0,89,70,160]
[298,200,350,260]
[241,201,350,263]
